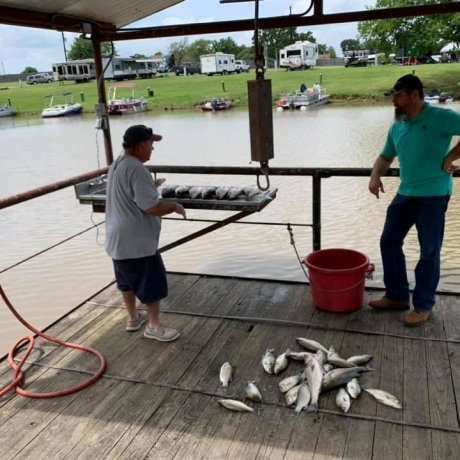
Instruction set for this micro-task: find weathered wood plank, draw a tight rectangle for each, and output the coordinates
[372,421,403,459]
[342,418,374,460]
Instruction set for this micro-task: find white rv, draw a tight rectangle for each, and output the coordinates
[200,53,236,75]
[279,41,318,70]
[52,59,96,82]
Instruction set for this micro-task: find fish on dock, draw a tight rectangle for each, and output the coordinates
[303,354,323,412]
[278,374,303,393]
[245,381,263,402]
[346,378,361,399]
[189,186,204,199]
[285,383,302,406]
[274,350,290,375]
[217,399,254,413]
[219,362,233,391]
[261,348,276,374]
[335,387,351,413]
[364,389,402,409]
[296,338,329,353]
[175,185,190,197]
[293,382,311,415]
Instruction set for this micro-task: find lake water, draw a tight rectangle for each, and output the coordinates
[1,102,460,356]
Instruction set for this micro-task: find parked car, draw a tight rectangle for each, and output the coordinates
[235,60,250,73]
[172,62,201,75]
[26,73,54,84]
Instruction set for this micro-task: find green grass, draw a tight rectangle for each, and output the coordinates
[2,63,460,116]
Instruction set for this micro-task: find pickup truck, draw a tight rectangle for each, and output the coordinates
[235,60,250,73]
[172,62,201,75]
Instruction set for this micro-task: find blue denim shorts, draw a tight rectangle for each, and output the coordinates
[113,253,168,304]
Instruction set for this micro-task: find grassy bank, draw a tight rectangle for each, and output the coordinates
[1,63,460,116]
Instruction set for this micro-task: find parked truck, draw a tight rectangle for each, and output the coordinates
[172,62,201,75]
[200,53,236,75]
[279,41,318,70]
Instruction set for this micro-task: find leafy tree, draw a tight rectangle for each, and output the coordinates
[340,39,362,53]
[357,0,460,57]
[236,45,254,61]
[211,37,240,55]
[22,66,38,74]
[187,39,213,61]
[68,38,117,60]
[259,28,316,60]
[130,53,147,59]
[169,38,188,65]
[327,46,337,59]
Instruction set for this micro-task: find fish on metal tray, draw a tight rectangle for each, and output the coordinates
[175,185,190,197]
[227,186,245,200]
[274,349,290,375]
[285,383,301,406]
[303,354,323,412]
[335,387,351,413]
[293,382,311,415]
[278,373,302,393]
[245,381,263,402]
[219,362,233,391]
[189,186,204,199]
[243,186,262,199]
[347,354,373,366]
[218,399,254,413]
[160,185,176,198]
[201,186,217,199]
[296,337,329,353]
[346,377,361,399]
[216,186,229,200]
[261,348,276,374]
[364,389,402,409]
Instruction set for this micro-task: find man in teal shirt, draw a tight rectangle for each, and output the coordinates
[368,74,460,326]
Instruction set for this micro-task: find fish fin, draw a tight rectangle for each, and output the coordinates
[363,364,375,371]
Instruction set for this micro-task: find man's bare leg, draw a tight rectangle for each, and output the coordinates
[121,290,139,320]
[145,300,160,329]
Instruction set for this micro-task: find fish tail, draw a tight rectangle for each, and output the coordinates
[306,402,318,413]
[219,385,228,393]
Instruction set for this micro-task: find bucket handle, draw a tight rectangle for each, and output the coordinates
[301,261,374,293]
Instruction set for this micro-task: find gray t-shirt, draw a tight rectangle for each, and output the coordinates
[105,154,161,260]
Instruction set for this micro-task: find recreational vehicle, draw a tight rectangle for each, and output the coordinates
[135,59,158,78]
[52,59,96,82]
[102,57,138,81]
[200,53,236,75]
[279,41,318,70]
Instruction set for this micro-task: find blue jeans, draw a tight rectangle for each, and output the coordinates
[380,194,449,311]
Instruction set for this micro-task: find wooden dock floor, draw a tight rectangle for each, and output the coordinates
[1,274,459,459]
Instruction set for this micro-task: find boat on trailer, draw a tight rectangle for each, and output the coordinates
[107,82,149,115]
[41,93,83,118]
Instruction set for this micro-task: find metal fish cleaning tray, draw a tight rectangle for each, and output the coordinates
[75,176,277,212]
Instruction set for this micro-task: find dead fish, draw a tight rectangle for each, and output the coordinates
[216,186,228,200]
[175,185,190,197]
[189,186,204,199]
[314,349,328,368]
[322,367,364,391]
[274,350,290,375]
[336,387,351,413]
[243,186,262,198]
[278,373,302,393]
[160,185,176,198]
[227,186,245,200]
[245,381,262,402]
[293,382,311,415]
[303,354,323,412]
[218,399,254,413]
[327,349,355,368]
[347,355,373,366]
[262,348,276,374]
[286,350,315,361]
[285,384,301,406]
[219,362,232,391]
[346,378,361,399]
[323,363,334,374]
[201,186,217,199]
[296,338,329,353]
[364,389,402,409]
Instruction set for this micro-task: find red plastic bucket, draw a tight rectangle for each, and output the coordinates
[303,248,371,312]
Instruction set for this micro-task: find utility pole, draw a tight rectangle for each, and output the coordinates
[61,31,68,61]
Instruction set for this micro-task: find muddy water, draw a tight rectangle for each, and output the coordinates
[1,102,460,356]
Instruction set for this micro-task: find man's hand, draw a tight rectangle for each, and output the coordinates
[175,203,186,219]
[369,177,385,199]
[443,156,460,173]
[155,178,166,187]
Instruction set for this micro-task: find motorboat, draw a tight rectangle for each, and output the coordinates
[424,90,454,103]
[41,93,83,118]
[201,98,232,112]
[277,88,330,110]
[0,99,16,117]
[107,83,149,115]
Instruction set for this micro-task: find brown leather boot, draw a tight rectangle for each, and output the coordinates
[369,296,410,310]
[403,310,431,327]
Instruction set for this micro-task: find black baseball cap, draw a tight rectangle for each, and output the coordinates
[384,74,424,96]
[122,125,162,148]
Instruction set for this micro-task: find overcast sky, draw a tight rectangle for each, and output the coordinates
[0,0,374,74]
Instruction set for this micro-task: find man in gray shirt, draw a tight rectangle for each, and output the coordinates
[105,125,186,341]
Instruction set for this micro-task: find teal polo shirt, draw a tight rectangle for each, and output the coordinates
[382,103,460,196]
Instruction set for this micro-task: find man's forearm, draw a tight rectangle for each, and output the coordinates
[371,155,392,179]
